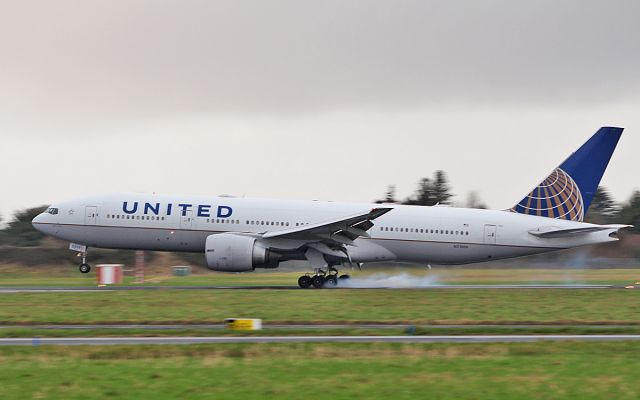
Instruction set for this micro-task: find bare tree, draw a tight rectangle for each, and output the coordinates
[375,185,398,204]
[465,191,488,209]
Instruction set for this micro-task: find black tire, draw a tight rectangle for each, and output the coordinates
[339,274,351,280]
[79,263,91,274]
[324,275,338,288]
[311,275,325,289]
[298,275,312,289]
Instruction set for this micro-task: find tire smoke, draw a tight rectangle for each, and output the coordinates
[339,272,441,288]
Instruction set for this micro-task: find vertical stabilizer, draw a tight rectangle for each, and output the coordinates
[510,127,623,221]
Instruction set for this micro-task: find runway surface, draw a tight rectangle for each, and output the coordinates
[0,284,634,293]
[3,335,640,346]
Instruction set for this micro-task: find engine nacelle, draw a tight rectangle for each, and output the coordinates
[205,233,279,272]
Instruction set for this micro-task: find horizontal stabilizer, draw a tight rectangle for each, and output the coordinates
[529,224,632,238]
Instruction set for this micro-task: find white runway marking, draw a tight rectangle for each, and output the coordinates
[3,335,640,346]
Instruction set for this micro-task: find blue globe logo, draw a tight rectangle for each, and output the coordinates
[511,168,584,221]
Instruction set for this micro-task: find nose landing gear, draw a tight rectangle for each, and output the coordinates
[78,249,91,274]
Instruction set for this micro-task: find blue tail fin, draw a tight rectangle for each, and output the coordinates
[510,127,623,221]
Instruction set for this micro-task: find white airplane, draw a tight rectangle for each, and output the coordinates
[33,127,630,288]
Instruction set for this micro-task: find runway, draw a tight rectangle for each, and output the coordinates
[0,284,633,293]
[3,335,640,346]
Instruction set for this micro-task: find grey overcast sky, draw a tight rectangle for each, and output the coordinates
[1,0,639,217]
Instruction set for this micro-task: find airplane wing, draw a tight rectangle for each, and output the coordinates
[529,224,632,238]
[262,207,393,245]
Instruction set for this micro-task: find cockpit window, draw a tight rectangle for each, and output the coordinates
[46,207,59,215]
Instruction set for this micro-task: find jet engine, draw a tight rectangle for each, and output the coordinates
[205,233,279,272]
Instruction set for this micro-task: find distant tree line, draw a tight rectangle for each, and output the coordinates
[375,170,486,209]
[586,187,640,231]
[0,206,47,246]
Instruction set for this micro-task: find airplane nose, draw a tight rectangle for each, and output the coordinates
[32,213,45,232]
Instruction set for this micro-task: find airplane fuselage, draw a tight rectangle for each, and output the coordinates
[32,193,619,267]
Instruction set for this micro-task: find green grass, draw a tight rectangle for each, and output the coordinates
[2,289,640,325]
[1,342,639,399]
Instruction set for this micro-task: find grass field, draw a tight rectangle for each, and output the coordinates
[2,268,640,399]
[2,288,640,325]
[1,342,640,399]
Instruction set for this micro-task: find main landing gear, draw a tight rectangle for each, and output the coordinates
[298,267,350,289]
[78,249,91,274]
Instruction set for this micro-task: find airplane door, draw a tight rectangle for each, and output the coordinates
[180,210,193,230]
[483,224,497,245]
[85,206,98,225]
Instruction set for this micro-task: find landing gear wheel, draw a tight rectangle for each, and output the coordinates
[324,275,338,288]
[79,263,91,274]
[339,274,350,280]
[298,275,312,289]
[311,275,325,289]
